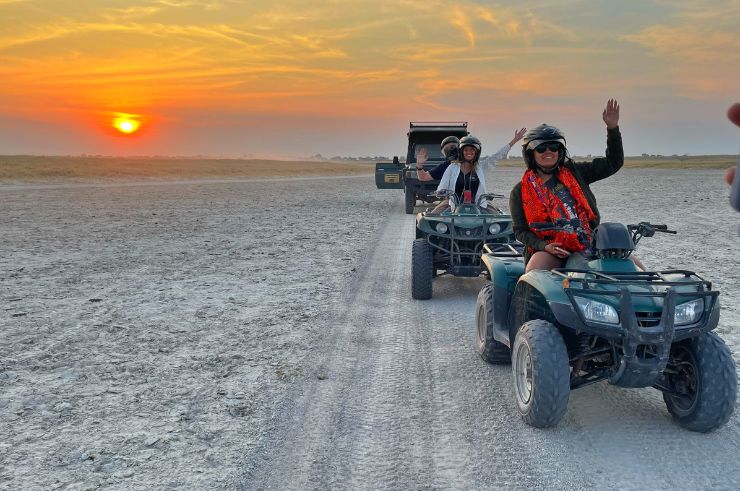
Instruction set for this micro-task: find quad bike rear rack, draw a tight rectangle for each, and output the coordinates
[482,242,524,259]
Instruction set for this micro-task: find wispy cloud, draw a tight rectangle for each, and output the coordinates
[0,0,736,154]
[623,0,740,97]
[100,5,163,21]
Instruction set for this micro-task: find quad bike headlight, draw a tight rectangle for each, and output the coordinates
[674,298,703,325]
[435,222,448,234]
[575,297,619,324]
[488,223,502,235]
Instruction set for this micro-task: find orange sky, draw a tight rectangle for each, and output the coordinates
[0,0,738,157]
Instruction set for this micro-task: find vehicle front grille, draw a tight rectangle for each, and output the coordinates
[454,226,483,237]
[635,311,661,327]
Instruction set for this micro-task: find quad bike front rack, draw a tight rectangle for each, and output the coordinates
[553,269,719,388]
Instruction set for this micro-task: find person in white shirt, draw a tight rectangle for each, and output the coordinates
[417,128,526,182]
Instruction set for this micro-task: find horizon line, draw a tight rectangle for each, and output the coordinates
[0,153,736,160]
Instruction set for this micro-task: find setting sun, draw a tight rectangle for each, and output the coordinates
[113,114,141,135]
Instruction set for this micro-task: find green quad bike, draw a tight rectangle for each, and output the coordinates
[411,189,518,300]
[475,218,737,432]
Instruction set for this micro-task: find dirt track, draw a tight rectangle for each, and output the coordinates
[2,169,739,489]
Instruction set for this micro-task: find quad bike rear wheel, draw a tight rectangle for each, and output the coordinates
[475,285,511,364]
[405,187,416,214]
[661,332,737,433]
[512,319,570,428]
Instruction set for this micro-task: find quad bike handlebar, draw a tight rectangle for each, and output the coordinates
[627,222,676,246]
[481,192,506,200]
[529,218,582,233]
[530,219,676,250]
[628,222,676,236]
[434,190,505,207]
[476,192,505,208]
[530,218,590,246]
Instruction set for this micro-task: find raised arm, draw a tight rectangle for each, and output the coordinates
[479,127,526,170]
[415,147,428,169]
[573,100,623,183]
[603,98,619,130]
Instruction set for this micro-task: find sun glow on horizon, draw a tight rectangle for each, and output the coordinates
[113,113,142,135]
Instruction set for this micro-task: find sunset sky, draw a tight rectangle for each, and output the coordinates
[0,0,738,158]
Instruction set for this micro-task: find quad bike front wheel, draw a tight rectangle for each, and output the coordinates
[475,284,511,364]
[512,319,570,428]
[411,239,433,300]
[661,332,737,433]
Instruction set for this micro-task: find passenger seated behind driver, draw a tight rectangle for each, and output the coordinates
[509,99,645,272]
[432,135,494,214]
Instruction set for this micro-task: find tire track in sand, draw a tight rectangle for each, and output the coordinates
[239,207,567,489]
[242,210,439,488]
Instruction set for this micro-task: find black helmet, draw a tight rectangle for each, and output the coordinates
[522,124,566,151]
[440,135,460,160]
[440,135,460,149]
[521,124,567,173]
[459,135,482,163]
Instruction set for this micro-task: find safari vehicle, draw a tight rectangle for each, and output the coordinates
[411,190,516,300]
[375,122,468,214]
[475,219,737,432]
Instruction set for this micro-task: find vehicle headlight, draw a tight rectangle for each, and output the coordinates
[575,297,619,324]
[488,223,502,235]
[674,298,703,325]
[435,222,448,233]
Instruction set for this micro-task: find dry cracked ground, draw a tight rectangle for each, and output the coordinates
[1,168,739,489]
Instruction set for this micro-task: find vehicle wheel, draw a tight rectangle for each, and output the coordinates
[475,284,510,364]
[405,187,415,214]
[411,239,433,300]
[512,319,570,428]
[662,332,737,433]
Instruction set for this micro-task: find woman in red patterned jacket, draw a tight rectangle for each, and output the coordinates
[509,99,644,272]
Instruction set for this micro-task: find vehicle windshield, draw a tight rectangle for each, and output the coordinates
[412,143,445,162]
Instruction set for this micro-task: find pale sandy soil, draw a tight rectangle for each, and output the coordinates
[1,167,738,489]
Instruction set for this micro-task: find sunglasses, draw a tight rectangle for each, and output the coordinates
[534,142,562,153]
